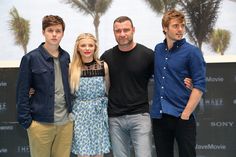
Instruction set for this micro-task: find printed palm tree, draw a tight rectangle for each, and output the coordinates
[63,0,112,42]
[144,0,178,14]
[144,0,221,52]
[179,0,221,51]
[210,28,231,55]
[9,7,30,54]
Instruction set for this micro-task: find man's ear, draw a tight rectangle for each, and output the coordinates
[133,26,135,33]
[163,26,167,34]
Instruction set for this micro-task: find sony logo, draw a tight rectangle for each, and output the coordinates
[211,121,234,127]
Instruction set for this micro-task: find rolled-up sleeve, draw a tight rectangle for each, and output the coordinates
[189,48,206,93]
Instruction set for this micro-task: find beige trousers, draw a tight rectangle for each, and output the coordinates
[27,120,73,157]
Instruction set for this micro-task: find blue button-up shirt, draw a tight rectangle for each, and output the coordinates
[16,43,71,129]
[151,38,206,118]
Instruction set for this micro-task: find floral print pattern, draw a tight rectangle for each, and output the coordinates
[71,76,110,155]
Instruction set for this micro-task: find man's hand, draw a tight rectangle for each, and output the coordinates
[184,78,193,90]
[180,112,190,120]
[29,88,35,97]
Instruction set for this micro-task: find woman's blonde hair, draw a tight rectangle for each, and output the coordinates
[69,33,99,93]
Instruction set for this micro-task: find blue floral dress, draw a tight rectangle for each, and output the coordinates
[71,61,110,155]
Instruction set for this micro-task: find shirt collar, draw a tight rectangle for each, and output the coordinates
[39,42,63,60]
[163,38,186,50]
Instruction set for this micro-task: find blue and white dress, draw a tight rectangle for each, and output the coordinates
[71,61,110,156]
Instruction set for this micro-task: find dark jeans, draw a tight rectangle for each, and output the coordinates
[152,114,196,157]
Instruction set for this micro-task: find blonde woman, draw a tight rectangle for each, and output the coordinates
[69,33,110,157]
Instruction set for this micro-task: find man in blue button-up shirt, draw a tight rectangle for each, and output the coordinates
[16,15,73,157]
[151,9,206,157]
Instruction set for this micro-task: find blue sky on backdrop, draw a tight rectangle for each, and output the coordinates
[0,0,236,61]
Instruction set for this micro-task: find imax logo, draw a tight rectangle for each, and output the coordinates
[206,76,224,82]
[211,121,234,127]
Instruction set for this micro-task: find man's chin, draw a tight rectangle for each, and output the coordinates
[176,35,183,40]
[118,42,128,46]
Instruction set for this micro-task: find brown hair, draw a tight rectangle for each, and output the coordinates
[113,16,134,27]
[162,9,185,34]
[42,15,65,31]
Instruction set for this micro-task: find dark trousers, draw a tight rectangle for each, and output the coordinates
[152,114,196,157]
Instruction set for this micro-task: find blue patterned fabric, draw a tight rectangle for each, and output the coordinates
[71,76,110,155]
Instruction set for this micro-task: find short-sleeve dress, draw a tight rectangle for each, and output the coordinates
[71,60,110,156]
